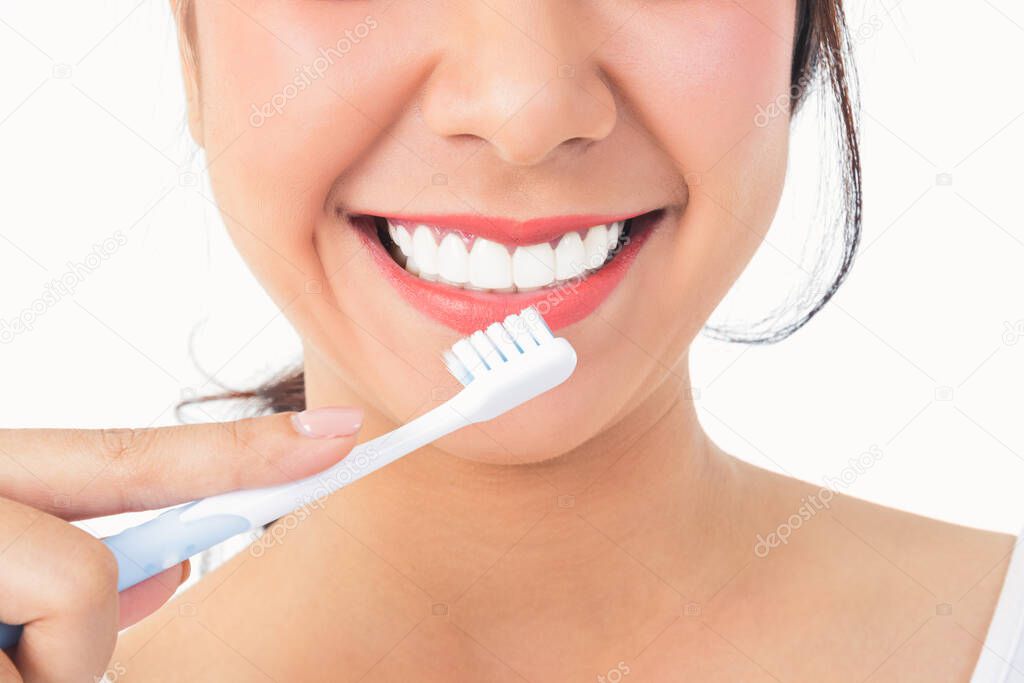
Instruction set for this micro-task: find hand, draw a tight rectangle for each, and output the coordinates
[0,407,362,682]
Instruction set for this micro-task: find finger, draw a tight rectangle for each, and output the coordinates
[0,650,23,683]
[0,498,118,682]
[118,561,190,628]
[0,407,363,519]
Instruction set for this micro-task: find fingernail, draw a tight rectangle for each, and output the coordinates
[291,407,364,438]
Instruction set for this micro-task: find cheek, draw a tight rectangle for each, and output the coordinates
[609,2,794,184]
[607,2,795,310]
[192,2,423,317]
[195,3,414,222]
[192,3,471,427]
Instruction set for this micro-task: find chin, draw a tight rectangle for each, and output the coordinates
[430,410,593,466]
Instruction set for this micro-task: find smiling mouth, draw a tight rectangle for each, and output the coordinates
[346,208,663,332]
[374,216,634,293]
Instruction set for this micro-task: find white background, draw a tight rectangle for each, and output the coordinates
[0,0,1022,546]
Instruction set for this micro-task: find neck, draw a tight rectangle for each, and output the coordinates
[301,350,758,615]
[298,350,764,676]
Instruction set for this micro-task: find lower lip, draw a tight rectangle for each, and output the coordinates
[354,213,659,334]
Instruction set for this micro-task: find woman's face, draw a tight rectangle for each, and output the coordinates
[182,0,794,463]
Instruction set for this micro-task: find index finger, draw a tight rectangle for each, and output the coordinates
[0,407,363,520]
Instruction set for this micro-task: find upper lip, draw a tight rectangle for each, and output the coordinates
[355,211,650,246]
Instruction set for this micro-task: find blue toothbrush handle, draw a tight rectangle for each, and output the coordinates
[103,503,251,592]
[0,503,251,650]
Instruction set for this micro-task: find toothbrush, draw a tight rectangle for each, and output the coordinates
[0,306,576,649]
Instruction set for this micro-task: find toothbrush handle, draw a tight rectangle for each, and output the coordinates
[103,503,252,592]
[0,504,250,650]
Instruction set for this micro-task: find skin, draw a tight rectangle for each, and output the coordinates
[106,0,1016,681]
[0,415,362,682]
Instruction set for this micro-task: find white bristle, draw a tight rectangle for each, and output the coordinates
[522,308,554,344]
[443,350,473,386]
[451,338,485,384]
[503,312,537,351]
[443,307,554,386]
[486,322,519,360]
[470,330,502,370]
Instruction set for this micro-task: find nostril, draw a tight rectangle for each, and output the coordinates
[563,137,597,152]
[421,55,617,167]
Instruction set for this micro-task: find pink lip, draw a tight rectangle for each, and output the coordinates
[359,212,642,246]
[353,211,660,334]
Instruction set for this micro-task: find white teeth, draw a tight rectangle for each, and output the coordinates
[583,225,609,270]
[469,238,513,290]
[412,225,438,278]
[555,232,587,281]
[512,243,556,290]
[607,221,621,252]
[437,233,469,284]
[393,224,412,257]
[385,219,629,291]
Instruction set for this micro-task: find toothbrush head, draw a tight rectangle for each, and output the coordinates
[441,306,578,422]
[443,306,564,386]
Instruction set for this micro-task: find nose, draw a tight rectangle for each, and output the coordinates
[421,4,617,166]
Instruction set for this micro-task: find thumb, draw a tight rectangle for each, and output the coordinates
[118,561,191,628]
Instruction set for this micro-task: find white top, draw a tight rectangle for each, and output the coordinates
[972,529,1024,682]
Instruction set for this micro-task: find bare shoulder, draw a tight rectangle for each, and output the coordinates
[757,467,1018,681]
[832,492,1016,681]
[713,460,1017,681]
[824,488,1016,606]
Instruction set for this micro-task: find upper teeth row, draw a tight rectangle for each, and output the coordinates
[386,220,624,292]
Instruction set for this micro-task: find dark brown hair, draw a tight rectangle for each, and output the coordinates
[175,0,860,417]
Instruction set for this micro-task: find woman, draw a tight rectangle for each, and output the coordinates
[0,1,1018,681]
